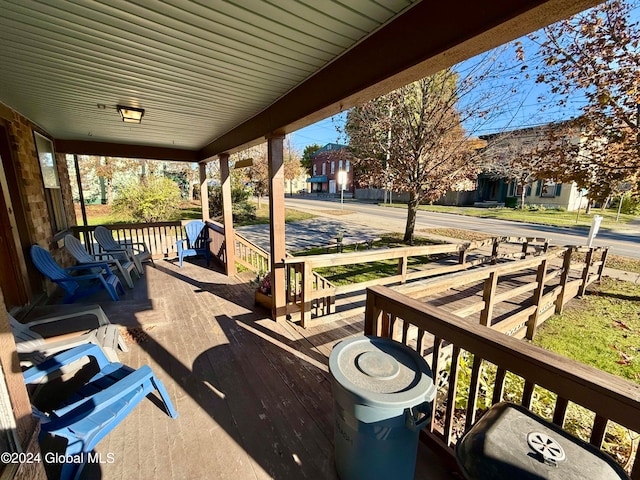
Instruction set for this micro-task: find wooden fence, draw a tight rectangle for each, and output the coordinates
[364,284,640,478]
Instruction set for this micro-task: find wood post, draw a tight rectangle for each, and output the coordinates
[267,134,287,321]
[397,254,408,283]
[219,153,236,276]
[0,303,41,461]
[491,238,499,264]
[199,162,209,221]
[555,247,572,314]
[596,248,609,281]
[526,257,547,340]
[579,247,594,297]
[458,244,468,265]
[301,262,313,328]
[364,288,382,335]
[479,271,498,326]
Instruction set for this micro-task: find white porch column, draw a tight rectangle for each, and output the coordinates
[219,153,236,276]
[268,134,286,321]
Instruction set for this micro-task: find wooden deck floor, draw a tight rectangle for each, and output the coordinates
[38,258,456,480]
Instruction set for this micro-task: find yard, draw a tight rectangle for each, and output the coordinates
[383,203,638,230]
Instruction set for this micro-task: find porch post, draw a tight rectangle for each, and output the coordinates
[199,162,209,221]
[73,154,88,226]
[0,299,47,479]
[219,153,236,276]
[268,134,286,321]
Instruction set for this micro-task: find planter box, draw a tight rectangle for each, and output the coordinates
[254,290,273,310]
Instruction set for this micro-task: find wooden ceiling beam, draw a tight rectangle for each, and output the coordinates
[54,139,199,162]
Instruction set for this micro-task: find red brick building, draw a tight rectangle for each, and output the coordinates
[307,143,353,195]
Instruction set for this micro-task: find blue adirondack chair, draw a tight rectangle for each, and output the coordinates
[176,220,211,267]
[30,245,124,303]
[64,234,138,289]
[94,226,154,276]
[24,344,178,480]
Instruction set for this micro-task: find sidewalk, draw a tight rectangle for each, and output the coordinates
[602,267,640,284]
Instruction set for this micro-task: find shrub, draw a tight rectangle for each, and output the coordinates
[208,185,256,223]
[113,176,182,222]
[611,194,640,215]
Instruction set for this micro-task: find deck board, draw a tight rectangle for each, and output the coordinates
[34,258,455,479]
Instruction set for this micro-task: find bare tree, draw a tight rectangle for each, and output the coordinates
[346,48,517,242]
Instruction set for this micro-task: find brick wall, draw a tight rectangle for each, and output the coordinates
[4,108,77,293]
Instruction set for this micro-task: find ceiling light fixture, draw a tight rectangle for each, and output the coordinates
[116,105,145,124]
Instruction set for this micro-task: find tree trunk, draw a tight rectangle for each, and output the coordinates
[520,187,526,209]
[403,192,419,244]
[106,179,113,205]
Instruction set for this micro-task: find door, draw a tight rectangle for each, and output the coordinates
[329,180,336,194]
[0,126,29,308]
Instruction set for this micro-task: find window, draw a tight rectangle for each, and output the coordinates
[537,179,561,198]
[346,160,350,172]
[322,163,326,175]
[338,160,343,171]
[313,164,317,176]
[34,132,67,234]
[331,161,335,174]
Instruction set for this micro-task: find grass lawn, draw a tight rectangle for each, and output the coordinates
[236,201,315,226]
[531,277,640,468]
[382,203,637,230]
[605,254,640,274]
[296,233,443,286]
[533,277,640,384]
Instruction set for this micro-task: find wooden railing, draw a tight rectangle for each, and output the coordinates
[284,262,336,324]
[283,237,550,327]
[71,222,184,258]
[394,245,609,340]
[364,284,640,478]
[234,231,270,274]
[72,221,228,265]
[207,220,226,264]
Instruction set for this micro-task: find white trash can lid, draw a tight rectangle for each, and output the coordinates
[330,336,435,408]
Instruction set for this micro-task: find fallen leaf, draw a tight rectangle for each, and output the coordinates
[612,320,631,330]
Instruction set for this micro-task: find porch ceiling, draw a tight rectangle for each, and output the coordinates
[0,0,601,162]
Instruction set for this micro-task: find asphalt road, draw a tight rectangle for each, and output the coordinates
[283,196,640,258]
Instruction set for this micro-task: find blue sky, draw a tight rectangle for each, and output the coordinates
[289,2,639,152]
[288,38,581,152]
[289,113,346,152]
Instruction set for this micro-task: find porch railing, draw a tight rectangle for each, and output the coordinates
[283,237,551,327]
[71,221,227,264]
[364,284,640,478]
[71,222,184,258]
[234,231,270,274]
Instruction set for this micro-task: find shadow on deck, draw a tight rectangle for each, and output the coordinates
[41,257,456,479]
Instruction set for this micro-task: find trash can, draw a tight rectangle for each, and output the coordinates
[456,402,629,480]
[329,336,436,480]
